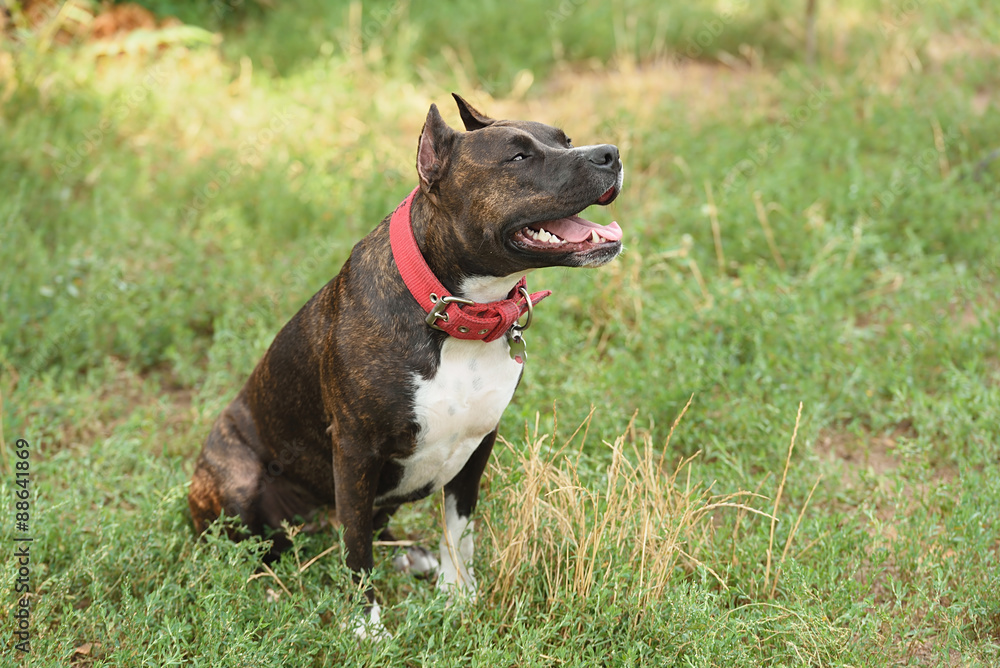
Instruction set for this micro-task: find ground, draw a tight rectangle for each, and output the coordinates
[1,0,999,665]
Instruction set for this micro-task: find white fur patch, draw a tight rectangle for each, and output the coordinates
[388,335,521,501]
[392,545,440,575]
[349,602,391,641]
[459,271,532,303]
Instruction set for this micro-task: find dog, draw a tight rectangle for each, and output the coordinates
[188,94,623,636]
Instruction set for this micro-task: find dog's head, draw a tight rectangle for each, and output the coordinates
[415,94,623,274]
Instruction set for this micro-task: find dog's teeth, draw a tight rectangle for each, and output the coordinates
[526,226,566,244]
[591,230,600,243]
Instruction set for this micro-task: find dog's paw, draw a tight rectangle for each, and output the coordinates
[436,566,478,603]
[392,545,440,576]
[345,603,392,642]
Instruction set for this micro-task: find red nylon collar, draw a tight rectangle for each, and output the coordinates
[389,187,551,343]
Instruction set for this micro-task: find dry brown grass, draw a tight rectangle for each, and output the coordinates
[482,400,771,612]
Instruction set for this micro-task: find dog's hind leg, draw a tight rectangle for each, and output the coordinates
[189,421,267,538]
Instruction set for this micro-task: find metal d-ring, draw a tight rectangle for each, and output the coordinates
[512,286,534,333]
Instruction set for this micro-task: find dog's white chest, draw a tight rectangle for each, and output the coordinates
[395,336,522,497]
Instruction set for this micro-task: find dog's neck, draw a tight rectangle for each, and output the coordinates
[406,191,532,302]
[408,190,522,299]
[457,272,533,303]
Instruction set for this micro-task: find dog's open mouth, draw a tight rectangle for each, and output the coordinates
[511,186,622,254]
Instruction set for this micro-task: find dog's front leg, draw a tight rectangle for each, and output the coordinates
[438,429,497,599]
[332,441,386,639]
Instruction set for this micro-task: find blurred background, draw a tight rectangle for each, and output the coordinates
[1,0,999,665]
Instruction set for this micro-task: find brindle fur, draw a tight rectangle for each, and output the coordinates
[189,94,621,591]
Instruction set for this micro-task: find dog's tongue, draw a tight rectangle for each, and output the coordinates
[540,215,623,242]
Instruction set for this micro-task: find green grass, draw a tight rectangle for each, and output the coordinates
[2,0,1000,664]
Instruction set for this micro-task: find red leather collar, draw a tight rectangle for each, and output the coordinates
[389,187,551,343]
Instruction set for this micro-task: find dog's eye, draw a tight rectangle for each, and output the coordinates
[565,137,573,147]
[510,153,529,162]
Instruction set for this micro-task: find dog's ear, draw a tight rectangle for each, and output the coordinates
[417,104,457,194]
[452,93,495,131]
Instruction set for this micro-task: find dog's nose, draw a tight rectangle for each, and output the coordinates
[584,144,620,171]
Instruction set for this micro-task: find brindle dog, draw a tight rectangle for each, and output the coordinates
[189,94,623,635]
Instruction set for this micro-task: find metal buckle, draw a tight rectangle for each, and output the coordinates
[425,293,475,331]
